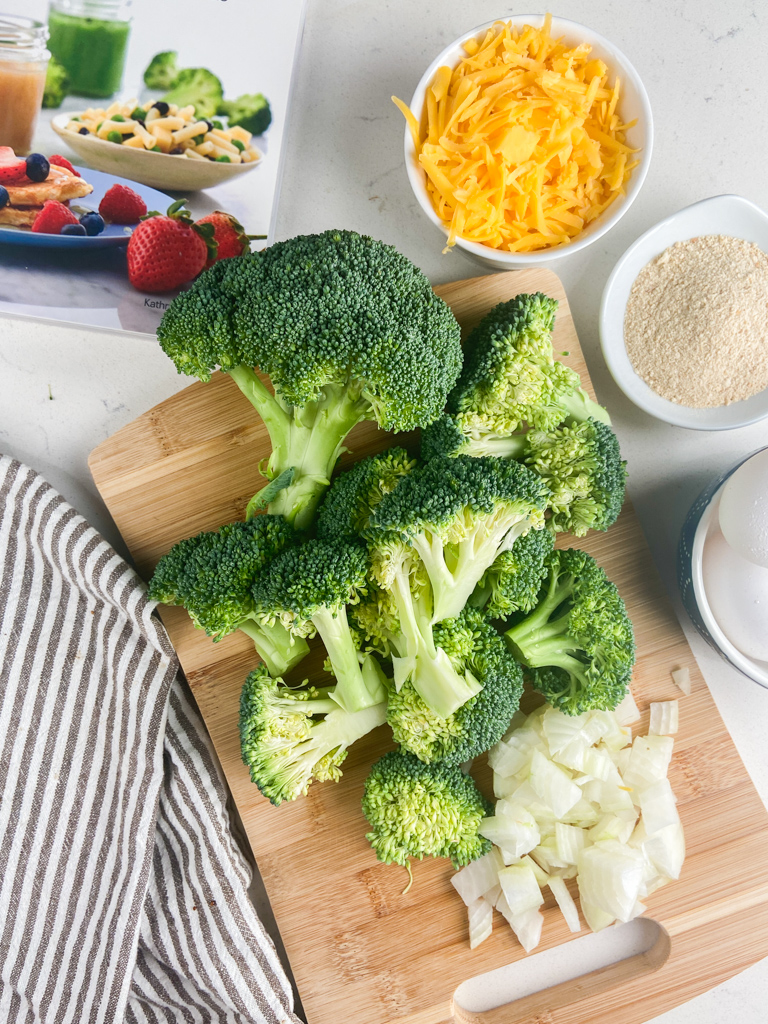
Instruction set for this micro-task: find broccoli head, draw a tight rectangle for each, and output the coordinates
[157,230,462,529]
[148,515,308,676]
[472,526,555,619]
[369,454,549,623]
[523,419,627,535]
[143,51,179,90]
[162,67,223,119]
[240,665,387,805]
[316,447,418,544]
[504,548,635,714]
[219,93,272,136]
[43,56,69,108]
[362,750,493,872]
[251,539,386,713]
[387,606,524,765]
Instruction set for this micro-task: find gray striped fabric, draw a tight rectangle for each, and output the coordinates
[0,456,300,1024]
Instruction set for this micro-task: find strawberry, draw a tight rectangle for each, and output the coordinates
[127,200,216,293]
[32,200,79,234]
[99,183,147,224]
[49,154,79,176]
[0,147,28,185]
[195,210,251,268]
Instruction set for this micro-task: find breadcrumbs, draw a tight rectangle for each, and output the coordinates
[624,235,768,407]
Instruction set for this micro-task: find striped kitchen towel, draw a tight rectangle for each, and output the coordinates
[0,456,301,1024]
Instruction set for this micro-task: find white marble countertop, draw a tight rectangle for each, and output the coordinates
[2,1,768,1020]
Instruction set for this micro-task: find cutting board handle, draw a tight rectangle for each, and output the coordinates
[451,925,671,1024]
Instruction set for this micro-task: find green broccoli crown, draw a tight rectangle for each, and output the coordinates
[251,538,369,629]
[447,292,581,435]
[43,56,70,108]
[369,454,549,542]
[316,447,418,543]
[420,413,468,460]
[162,67,224,119]
[143,50,179,90]
[148,515,297,638]
[219,93,272,135]
[387,607,524,765]
[478,526,555,619]
[505,547,635,715]
[240,665,386,805]
[525,418,627,535]
[362,749,493,869]
[157,230,462,431]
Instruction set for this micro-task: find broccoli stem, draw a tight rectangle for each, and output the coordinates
[311,605,386,712]
[504,571,576,662]
[238,618,309,677]
[560,388,611,426]
[463,434,528,459]
[229,367,372,529]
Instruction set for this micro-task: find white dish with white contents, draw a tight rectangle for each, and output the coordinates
[600,194,768,430]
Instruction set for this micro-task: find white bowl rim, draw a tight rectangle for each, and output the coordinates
[403,13,654,266]
[691,484,768,687]
[599,193,768,430]
[51,111,262,172]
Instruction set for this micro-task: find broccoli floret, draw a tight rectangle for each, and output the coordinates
[524,419,627,535]
[218,93,272,135]
[240,665,387,805]
[422,293,610,459]
[162,67,223,119]
[148,516,308,676]
[251,539,387,713]
[387,607,524,765]
[362,750,492,874]
[316,447,418,544]
[369,454,549,624]
[42,56,69,108]
[157,230,462,530]
[143,50,179,90]
[504,548,635,714]
[472,526,555,619]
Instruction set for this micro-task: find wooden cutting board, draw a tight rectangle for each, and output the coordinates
[90,269,768,1024]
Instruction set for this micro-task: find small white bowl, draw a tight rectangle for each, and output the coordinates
[403,14,653,269]
[52,112,262,193]
[600,194,768,430]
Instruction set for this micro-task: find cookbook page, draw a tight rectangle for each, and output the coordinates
[0,0,305,335]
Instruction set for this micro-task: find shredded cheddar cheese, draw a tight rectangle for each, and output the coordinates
[394,15,640,253]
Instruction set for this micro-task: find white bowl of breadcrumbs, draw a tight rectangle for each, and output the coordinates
[600,194,768,430]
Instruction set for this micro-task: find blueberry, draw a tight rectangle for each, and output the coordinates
[61,223,87,236]
[79,127,89,135]
[152,101,169,116]
[204,120,214,131]
[79,212,105,236]
[0,185,8,209]
[25,153,50,182]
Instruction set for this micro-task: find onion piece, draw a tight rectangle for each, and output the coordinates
[649,700,679,736]
[577,840,645,923]
[548,875,581,933]
[637,778,679,834]
[479,803,540,859]
[450,849,502,906]
[614,689,641,725]
[498,863,544,916]
[468,896,493,949]
[671,667,692,696]
[529,749,582,817]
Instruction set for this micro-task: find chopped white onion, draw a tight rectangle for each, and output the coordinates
[450,849,502,906]
[479,803,540,859]
[622,734,674,790]
[649,700,679,736]
[555,822,587,865]
[529,749,582,818]
[547,875,581,933]
[671,667,692,696]
[614,689,641,725]
[498,863,544,915]
[507,906,544,953]
[577,840,645,923]
[468,896,494,949]
[637,779,679,835]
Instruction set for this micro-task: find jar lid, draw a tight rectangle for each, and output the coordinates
[49,0,132,19]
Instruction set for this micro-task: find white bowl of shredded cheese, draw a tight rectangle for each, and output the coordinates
[600,194,768,430]
[400,14,653,268]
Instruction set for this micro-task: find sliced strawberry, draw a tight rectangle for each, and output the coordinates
[49,154,79,176]
[0,147,28,185]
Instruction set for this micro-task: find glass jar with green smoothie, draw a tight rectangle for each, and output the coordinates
[47,0,131,99]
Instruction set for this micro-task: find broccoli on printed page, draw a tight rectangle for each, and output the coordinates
[143,51,179,90]
[43,56,69,108]
[162,67,224,119]
[504,548,635,714]
[240,665,387,806]
[251,539,387,714]
[157,230,463,530]
[218,93,272,136]
[472,526,555,620]
[387,606,524,765]
[148,516,308,677]
[421,292,610,461]
[362,750,492,877]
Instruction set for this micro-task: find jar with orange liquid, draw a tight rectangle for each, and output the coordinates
[0,16,50,156]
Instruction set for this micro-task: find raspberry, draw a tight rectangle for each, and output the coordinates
[32,200,80,234]
[99,184,147,225]
[49,154,79,176]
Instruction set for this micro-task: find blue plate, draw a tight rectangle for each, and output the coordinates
[0,167,173,248]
